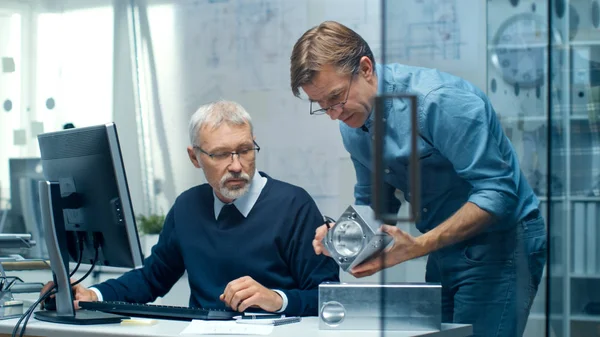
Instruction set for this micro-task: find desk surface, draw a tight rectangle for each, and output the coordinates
[0,316,472,337]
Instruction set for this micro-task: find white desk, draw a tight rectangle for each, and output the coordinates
[0,317,471,337]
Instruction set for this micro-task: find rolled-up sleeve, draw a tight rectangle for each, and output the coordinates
[420,87,518,220]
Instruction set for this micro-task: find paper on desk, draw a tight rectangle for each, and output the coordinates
[180,320,273,335]
[120,318,158,326]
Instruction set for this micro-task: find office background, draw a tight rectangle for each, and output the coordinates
[0,0,598,336]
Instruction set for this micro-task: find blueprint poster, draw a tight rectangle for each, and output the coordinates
[383,0,480,63]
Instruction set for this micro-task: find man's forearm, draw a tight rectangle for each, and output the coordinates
[416,202,493,255]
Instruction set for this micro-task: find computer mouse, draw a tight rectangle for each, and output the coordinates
[43,289,76,311]
[43,296,56,311]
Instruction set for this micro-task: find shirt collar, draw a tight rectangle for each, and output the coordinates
[213,170,267,219]
[376,63,385,95]
[361,64,385,131]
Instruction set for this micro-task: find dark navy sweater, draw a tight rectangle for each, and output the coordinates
[94,172,340,316]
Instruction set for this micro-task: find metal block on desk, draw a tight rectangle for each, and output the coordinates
[319,282,441,331]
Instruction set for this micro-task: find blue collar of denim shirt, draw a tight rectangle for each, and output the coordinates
[361,63,394,132]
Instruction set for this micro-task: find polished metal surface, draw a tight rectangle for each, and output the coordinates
[323,205,392,272]
[319,282,441,331]
[331,219,364,257]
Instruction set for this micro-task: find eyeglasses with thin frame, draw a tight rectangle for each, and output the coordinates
[194,141,260,164]
[309,71,356,115]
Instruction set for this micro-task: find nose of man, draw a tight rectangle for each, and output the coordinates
[228,155,243,172]
[327,107,344,120]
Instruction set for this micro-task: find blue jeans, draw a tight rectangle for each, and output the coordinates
[425,210,547,337]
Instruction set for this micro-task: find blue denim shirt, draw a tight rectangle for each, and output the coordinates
[340,64,539,233]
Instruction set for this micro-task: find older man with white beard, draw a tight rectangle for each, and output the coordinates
[41,100,339,316]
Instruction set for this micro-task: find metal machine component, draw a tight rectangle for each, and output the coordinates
[319,282,441,331]
[322,205,392,272]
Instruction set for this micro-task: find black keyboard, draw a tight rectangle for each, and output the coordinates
[78,301,237,321]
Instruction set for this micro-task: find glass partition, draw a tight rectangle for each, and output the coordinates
[486,1,555,336]
[380,1,489,336]
[550,1,600,336]
[378,0,573,336]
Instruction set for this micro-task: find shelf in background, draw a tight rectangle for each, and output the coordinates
[570,197,600,202]
[569,114,598,121]
[485,41,600,50]
[497,115,551,123]
[497,115,598,123]
[486,43,551,49]
[570,274,600,279]
[537,196,600,202]
[570,314,600,322]
[569,40,600,47]
[529,313,565,321]
[538,196,561,202]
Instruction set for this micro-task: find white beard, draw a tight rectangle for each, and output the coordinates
[219,182,250,199]
[219,171,251,199]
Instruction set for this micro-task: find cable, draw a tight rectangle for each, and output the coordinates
[323,215,336,229]
[16,246,98,337]
[12,286,56,337]
[12,237,93,337]
[70,245,98,287]
[69,233,85,276]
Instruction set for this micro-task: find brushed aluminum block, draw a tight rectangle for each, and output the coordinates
[319,282,441,331]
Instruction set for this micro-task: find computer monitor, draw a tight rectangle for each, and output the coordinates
[34,123,143,325]
[7,158,46,258]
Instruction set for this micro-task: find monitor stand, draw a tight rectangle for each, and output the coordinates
[34,310,127,325]
[34,181,128,325]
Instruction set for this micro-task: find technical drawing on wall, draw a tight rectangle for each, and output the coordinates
[384,0,467,61]
[180,0,308,91]
[385,0,482,64]
[235,0,307,91]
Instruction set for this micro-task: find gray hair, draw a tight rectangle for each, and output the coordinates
[188,100,254,146]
